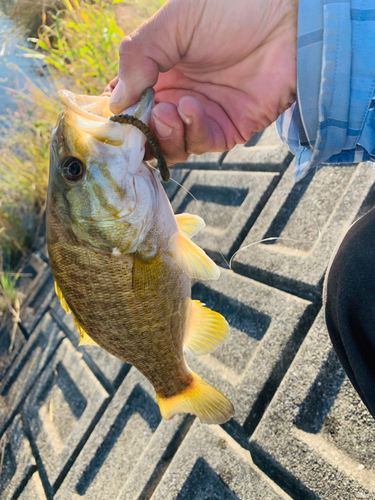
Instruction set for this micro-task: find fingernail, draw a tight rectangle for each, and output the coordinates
[178,108,193,125]
[153,116,173,138]
[109,79,126,107]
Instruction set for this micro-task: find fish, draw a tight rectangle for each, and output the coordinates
[47,87,234,424]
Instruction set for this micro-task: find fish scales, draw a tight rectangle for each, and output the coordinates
[47,88,234,424]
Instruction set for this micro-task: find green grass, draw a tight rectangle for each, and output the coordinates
[0,0,165,312]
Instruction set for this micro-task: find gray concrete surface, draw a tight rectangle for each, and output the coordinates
[1,125,375,499]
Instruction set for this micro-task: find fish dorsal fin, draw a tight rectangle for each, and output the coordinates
[175,213,205,239]
[73,317,99,347]
[54,281,71,314]
[184,299,228,356]
[174,232,220,280]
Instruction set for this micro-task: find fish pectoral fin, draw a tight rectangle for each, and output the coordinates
[174,232,220,280]
[184,299,228,356]
[156,372,234,425]
[73,317,99,347]
[54,281,71,314]
[175,213,205,239]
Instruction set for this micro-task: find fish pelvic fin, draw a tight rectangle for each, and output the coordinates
[54,281,71,314]
[184,299,228,356]
[74,317,99,347]
[156,373,234,425]
[174,231,220,280]
[175,213,205,238]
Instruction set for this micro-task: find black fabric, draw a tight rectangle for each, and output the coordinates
[324,207,375,418]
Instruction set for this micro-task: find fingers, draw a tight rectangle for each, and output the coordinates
[148,97,227,165]
[150,102,188,165]
[109,2,184,114]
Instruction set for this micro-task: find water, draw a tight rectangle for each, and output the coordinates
[0,11,42,114]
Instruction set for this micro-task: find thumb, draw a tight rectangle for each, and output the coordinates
[109,2,184,113]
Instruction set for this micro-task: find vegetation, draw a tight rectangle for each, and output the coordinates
[0,0,165,312]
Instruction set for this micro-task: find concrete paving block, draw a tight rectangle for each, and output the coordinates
[49,296,127,391]
[0,415,36,499]
[250,311,375,500]
[233,161,375,300]
[55,368,186,500]
[223,123,293,172]
[188,269,317,437]
[16,253,48,304]
[0,320,25,382]
[18,471,48,500]
[20,264,55,335]
[23,337,109,488]
[0,313,64,435]
[171,170,279,259]
[150,420,291,500]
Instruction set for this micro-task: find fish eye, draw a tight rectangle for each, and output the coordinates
[61,157,85,182]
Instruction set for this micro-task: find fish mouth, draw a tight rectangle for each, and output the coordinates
[57,88,155,146]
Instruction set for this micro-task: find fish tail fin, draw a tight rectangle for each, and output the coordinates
[156,373,234,425]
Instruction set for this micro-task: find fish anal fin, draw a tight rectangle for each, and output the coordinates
[175,213,205,239]
[184,299,228,356]
[174,232,220,280]
[54,281,71,314]
[73,317,99,347]
[157,372,234,424]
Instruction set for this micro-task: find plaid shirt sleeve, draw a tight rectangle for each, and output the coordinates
[276,0,375,182]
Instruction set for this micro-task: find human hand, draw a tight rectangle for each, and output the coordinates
[106,0,298,165]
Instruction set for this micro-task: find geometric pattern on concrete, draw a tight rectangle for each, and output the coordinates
[0,415,36,499]
[189,269,317,439]
[222,123,293,173]
[23,338,109,488]
[18,471,48,500]
[233,161,375,301]
[2,122,375,499]
[171,171,279,260]
[150,420,292,500]
[249,311,375,500]
[0,313,64,436]
[56,368,189,500]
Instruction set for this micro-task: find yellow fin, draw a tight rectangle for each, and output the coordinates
[157,372,234,424]
[175,213,205,239]
[73,317,99,347]
[54,281,71,314]
[175,232,220,280]
[184,299,228,356]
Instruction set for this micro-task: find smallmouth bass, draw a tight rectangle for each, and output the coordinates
[47,88,234,424]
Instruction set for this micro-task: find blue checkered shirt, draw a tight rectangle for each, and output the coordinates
[277,0,375,181]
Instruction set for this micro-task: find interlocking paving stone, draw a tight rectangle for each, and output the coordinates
[23,337,109,488]
[188,269,317,438]
[20,266,55,335]
[0,415,36,499]
[0,313,64,436]
[222,123,293,172]
[0,321,25,382]
[171,170,279,259]
[233,161,375,300]
[18,471,48,500]
[55,368,187,500]
[50,296,127,391]
[249,311,375,500]
[150,420,292,500]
